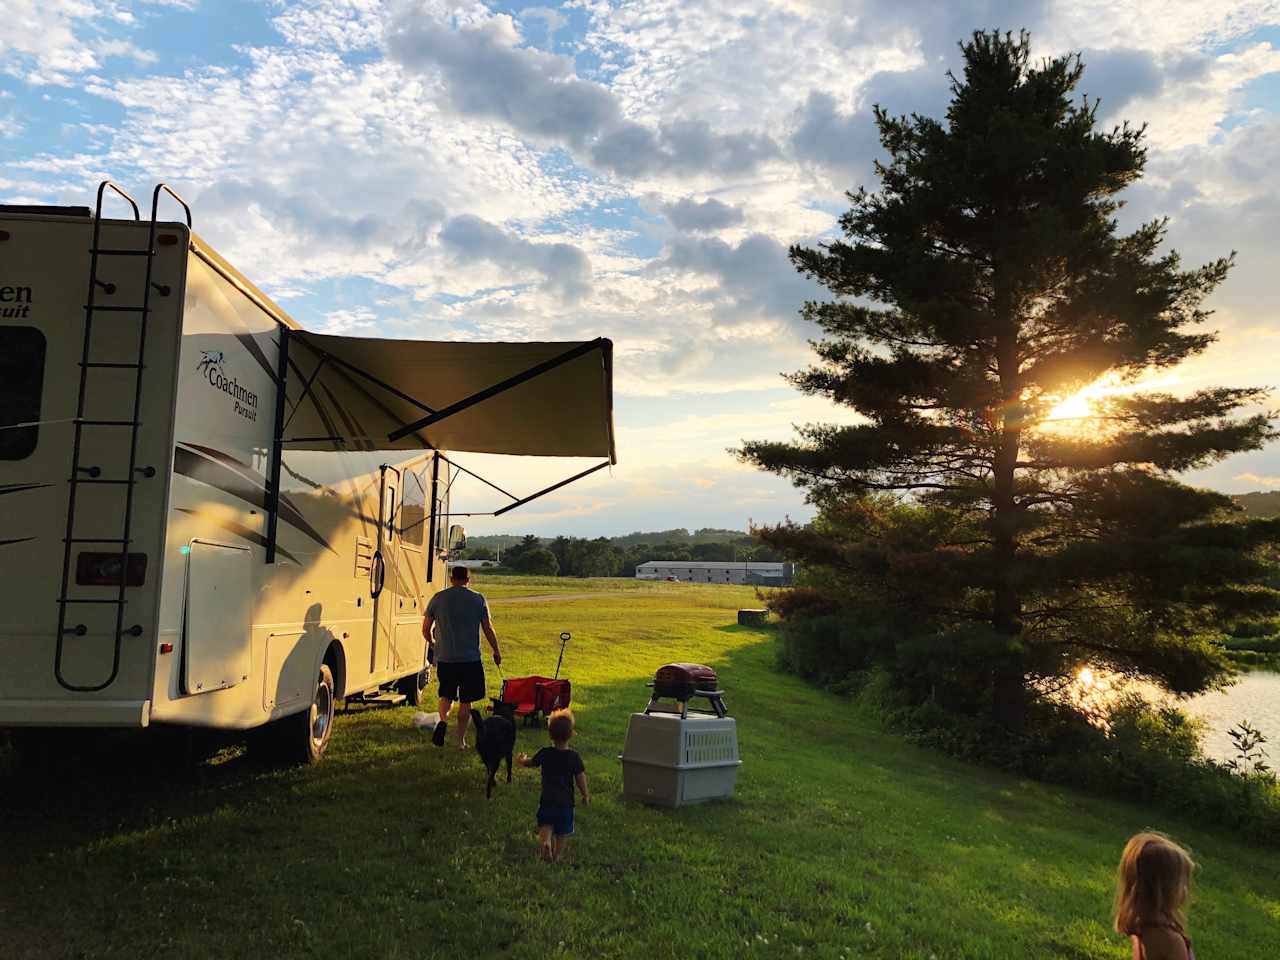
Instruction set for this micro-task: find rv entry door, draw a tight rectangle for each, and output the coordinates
[370,466,399,676]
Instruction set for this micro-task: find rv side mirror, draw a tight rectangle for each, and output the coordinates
[447,525,467,551]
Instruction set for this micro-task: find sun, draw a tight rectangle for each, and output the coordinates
[1040,380,1114,434]
[1046,390,1096,423]
[1039,372,1179,435]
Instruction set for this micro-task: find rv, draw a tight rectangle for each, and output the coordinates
[0,183,615,762]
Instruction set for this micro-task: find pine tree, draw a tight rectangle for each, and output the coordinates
[739,31,1278,726]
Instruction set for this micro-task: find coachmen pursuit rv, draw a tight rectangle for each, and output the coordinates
[0,183,615,762]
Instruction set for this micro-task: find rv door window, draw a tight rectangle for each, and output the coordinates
[0,327,46,460]
[402,469,426,548]
[434,465,449,553]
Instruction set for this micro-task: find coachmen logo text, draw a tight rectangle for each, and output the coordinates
[199,350,259,422]
[0,283,33,320]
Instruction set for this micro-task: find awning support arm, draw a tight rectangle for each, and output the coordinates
[492,460,611,516]
[265,326,291,564]
[437,454,518,502]
[308,344,439,418]
[281,355,326,432]
[386,338,606,443]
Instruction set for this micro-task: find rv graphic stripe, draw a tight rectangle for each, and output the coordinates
[174,445,265,509]
[0,482,52,496]
[236,332,277,384]
[173,445,336,555]
[174,508,299,565]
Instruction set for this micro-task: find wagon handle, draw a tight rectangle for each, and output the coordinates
[554,632,570,680]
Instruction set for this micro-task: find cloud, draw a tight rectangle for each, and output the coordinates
[1,0,161,86]
[387,15,619,149]
[318,306,379,334]
[272,0,385,51]
[1045,0,1280,51]
[439,214,593,303]
[657,233,823,327]
[657,196,745,232]
[1078,47,1166,113]
[790,63,954,181]
[590,120,781,179]
[385,9,780,179]
[200,181,445,254]
[1234,472,1280,489]
[522,6,567,47]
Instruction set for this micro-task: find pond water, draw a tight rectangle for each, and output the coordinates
[1074,667,1280,764]
[1179,669,1280,764]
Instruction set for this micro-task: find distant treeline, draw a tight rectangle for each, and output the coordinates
[457,530,781,577]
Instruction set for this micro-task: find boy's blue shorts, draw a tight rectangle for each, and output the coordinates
[536,805,574,837]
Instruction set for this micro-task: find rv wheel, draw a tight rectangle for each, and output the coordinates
[398,642,431,707]
[298,663,335,764]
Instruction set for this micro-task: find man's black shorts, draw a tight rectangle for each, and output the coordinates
[436,660,486,703]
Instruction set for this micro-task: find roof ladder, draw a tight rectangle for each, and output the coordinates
[53,182,191,692]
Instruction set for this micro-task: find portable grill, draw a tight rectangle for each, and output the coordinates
[644,662,728,718]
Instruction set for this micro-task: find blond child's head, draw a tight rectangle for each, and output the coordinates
[1114,832,1195,935]
[548,708,575,746]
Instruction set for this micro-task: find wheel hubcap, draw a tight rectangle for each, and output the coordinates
[311,682,332,746]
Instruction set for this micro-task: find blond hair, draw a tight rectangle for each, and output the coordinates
[1114,832,1195,936]
[547,708,575,744]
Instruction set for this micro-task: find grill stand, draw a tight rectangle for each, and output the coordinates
[643,684,728,719]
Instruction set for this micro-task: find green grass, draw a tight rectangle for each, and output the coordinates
[2,576,1277,959]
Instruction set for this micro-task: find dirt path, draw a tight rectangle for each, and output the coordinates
[492,591,625,603]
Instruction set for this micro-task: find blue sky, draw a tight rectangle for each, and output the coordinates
[6,0,1280,537]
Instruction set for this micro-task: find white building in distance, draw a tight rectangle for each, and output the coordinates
[636,561,793,585]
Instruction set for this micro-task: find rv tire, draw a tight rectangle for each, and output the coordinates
[296,663,336,764]
[252,664,336,764]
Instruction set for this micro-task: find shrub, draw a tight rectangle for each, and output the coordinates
[882,687,1280,845]
[776,611,898,689]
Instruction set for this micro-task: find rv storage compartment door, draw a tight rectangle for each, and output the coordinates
[184,540,252,695]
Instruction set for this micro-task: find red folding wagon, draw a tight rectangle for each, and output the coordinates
[496,632,572,726]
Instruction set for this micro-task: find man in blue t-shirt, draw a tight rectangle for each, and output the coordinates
[423,566,502,749]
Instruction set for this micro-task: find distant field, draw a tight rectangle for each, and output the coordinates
[1,577,1277,959]
[466,572,680,600]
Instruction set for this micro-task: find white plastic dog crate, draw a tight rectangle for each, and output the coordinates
[619,712,741,808]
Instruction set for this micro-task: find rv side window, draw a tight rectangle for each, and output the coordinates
[402,469,426,548]
[0,326,46,460]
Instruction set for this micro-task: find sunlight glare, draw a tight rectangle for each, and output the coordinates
[1040,371,1182,435]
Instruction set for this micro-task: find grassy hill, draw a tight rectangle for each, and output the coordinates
[2,578,1277,958]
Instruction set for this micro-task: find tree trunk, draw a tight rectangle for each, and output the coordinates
[990,283,1026,728]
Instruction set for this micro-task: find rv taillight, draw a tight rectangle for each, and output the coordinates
[76,552,147,587]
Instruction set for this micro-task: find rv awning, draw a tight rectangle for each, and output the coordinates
[281,333,615,462]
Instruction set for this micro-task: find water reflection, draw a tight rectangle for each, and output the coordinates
[1065,666,1280,764]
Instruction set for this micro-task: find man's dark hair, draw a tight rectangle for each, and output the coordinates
[450,565,470,582]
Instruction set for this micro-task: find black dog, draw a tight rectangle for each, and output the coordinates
[472,699,517,798]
